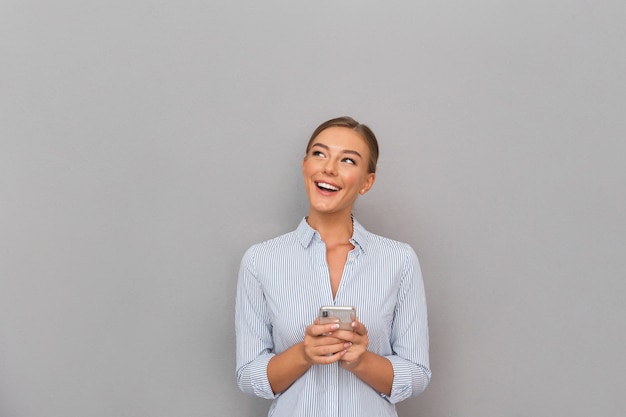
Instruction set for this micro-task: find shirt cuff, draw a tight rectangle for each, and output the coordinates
[383,355,428,404]
[239,353,278,400]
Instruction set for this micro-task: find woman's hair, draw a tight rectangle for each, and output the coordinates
[305,116,379,174]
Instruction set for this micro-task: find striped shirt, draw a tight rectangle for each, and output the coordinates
[235,217,431,417]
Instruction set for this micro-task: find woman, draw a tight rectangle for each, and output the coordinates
[235,116,431,416]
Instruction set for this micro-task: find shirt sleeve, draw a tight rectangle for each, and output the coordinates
[235,245,278,400]
[383,244,432,404]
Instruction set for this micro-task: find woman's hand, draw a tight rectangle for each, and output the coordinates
[339,320,369,371]
[301,319,390,395]
[303,319,352,364]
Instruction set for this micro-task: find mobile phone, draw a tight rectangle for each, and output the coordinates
[318,306,357,331]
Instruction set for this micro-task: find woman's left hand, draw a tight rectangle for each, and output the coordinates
[338,320,369,371]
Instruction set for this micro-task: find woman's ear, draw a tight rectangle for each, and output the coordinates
[360,173,376,194]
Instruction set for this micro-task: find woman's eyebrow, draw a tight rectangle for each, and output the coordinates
[311,142,362,159]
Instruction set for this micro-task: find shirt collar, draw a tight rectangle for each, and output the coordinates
[296,217,317,248]
[296,217,369,253]
[350,218,368,254]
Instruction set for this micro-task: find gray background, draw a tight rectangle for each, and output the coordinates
[1,1,625,416]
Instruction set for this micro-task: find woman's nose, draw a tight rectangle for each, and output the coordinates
[323,159,337,175]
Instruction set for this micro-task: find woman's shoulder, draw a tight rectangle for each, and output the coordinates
[359,228,422,280]
[355,220,416,254]
[354,224,420,275]
[367,231,416,256]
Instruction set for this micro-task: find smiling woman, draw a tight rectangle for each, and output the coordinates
[235,116,431,417]
[302,126,376,225]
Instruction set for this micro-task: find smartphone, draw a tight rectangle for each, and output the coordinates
[318,306,357,331]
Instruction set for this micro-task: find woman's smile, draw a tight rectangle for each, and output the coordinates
[315,181,341,192]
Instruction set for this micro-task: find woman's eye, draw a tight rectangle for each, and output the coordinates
[312,150,324,157]
[343,158,356,165]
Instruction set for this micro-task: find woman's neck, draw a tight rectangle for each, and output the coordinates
[306,212,353,245]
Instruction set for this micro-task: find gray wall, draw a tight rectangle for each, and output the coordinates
[1,1,625,416]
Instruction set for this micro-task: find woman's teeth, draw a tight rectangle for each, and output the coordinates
[316,182,340,191]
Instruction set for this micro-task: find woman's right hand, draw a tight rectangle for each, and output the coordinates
[303,319,352,365]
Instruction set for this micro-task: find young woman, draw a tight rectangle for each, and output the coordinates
[235,116,431,416]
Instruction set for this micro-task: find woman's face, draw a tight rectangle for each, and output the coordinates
[302,126,376,218]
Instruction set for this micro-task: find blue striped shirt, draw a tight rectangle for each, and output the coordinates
[235,217,431,417]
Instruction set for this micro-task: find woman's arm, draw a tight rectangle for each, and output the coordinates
[345,352,394,396]
[337,321,394,396]
[266,343,310,394]
[382,245,431,402]
[339,245,431,401]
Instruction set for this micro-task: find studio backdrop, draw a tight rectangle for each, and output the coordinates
[1,1,625,416]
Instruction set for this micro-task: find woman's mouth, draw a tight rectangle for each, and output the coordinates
[315,181,340,192]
